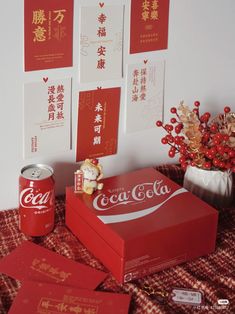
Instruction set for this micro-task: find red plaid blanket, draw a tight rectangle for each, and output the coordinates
[0,165,234,314]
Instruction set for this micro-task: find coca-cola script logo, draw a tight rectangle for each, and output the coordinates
[93,180,187,224]
[93,180,171,211]
[20,188,54,210]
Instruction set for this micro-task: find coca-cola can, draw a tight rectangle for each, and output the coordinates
[19,164,55,236]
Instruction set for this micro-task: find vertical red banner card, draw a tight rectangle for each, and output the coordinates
[76,88,121,162]
[8,281,131,314]
[24,0,73,71]
[130,0,170,54]
[0,241,106,289]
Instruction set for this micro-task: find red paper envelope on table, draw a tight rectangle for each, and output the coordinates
[0,241,106,289]
[8,281,131,314]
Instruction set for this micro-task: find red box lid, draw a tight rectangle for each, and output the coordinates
[66,167,217,257]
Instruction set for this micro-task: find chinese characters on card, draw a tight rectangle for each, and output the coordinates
[130,0,170,53]
[24,78,71,158]
[76,88,121,161]
[24,0,73,71]
[80,5,123,82]
[125,61,165,133]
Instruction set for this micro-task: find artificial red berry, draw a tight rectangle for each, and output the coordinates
[170,118,177,124]
[210,124,218,133]
[223,134,229,142]
[175,124,183,134]
[168,149,176,158]
[224,106,231,113]
[179,156,186,163]
[156,120,163,127]
[174,136,181,145]
[166,134,174,143]
[179,147,187,155]
[167,125,174,132]
[204,112,211,120]
[217,145,225,155]
[170,107,177,114]
[161,137,168,144]
[213,158,220,166]
[228,150,235,158]
[204,161,212,169]
[219,161,225,168]
[194,101,200,107]
[210,147,217,155]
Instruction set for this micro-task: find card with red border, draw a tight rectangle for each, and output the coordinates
[24,0,73,71]
[76,88,121,162]
[8,281,131,314]
[130,0,170,54]
[0,241,106,289]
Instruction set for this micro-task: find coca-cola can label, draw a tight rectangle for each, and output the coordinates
[19,164,55,236]
[74,170,84,193]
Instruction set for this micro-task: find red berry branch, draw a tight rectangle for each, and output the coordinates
[156,101,235,172]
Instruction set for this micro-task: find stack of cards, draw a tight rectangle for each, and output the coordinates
[0,241,131,313]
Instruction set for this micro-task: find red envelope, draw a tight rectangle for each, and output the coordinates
[0,241,106,289]
[8,281,131,314]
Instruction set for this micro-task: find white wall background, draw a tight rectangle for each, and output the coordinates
[0,0,235,210]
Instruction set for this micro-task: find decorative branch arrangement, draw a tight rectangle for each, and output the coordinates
[156,101,235,172]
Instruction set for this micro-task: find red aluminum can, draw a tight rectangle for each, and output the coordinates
[19,164,55,236]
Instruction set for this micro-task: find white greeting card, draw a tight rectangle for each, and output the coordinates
[80,5,123,83]
[23,78,71,158]
[125,61,165,133]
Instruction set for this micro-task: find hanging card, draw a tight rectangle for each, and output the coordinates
[125,61,165,133]
[76,88,120,161]
[24,0,73,71]
[23,77,71,158]
[130,0,170,54]
[80,4,123,82]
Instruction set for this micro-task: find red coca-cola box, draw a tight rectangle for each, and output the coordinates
[66,167,218,283]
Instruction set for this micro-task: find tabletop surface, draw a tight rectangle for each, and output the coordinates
[0,164,234,314]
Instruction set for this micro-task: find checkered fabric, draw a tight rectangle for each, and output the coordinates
[0,165,234,314]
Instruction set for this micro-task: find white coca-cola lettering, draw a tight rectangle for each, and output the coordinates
[20,188,53,210]
[93,180,171,211]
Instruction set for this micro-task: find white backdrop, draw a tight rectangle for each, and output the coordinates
[0,0,235,210]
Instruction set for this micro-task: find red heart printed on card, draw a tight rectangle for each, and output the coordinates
[43,77,48,83]
[144,59,148,64]
[99,2,104,8]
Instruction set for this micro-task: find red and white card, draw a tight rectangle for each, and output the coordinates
[23,78,71,158]
[80,4,123,82]
[76,88,120,162]
[130,0,170,54]
[8,281,131,314]
[24,0,73,71]
[125,61,165,133]
[0,241,106,289]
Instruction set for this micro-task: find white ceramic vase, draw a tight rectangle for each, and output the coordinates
[183,165,233,207]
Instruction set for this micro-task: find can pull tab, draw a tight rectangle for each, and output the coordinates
[31,169,42,179]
